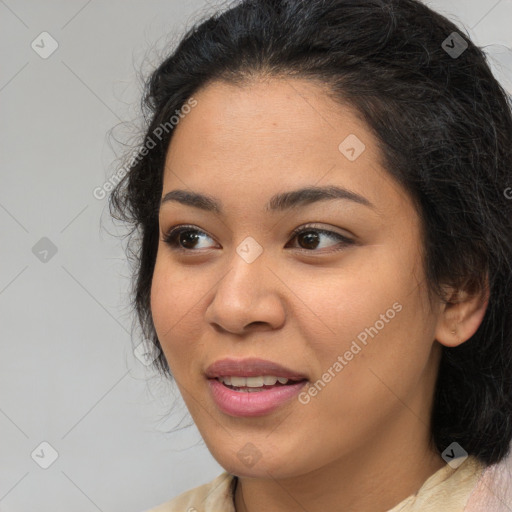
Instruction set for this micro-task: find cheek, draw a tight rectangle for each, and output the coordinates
[150,258,177,336]
[149,256,205,370]
[292,250,410,354]
[298,249,433,409]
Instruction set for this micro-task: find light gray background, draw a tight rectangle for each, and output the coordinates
[1,1,511,511]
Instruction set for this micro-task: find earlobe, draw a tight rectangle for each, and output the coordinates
[434,282,490,348]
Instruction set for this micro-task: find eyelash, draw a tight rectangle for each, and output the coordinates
[161,224,354,253]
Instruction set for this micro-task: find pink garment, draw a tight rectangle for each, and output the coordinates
[465,452,512,511]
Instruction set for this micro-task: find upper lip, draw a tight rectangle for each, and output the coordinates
[205,357,308,381]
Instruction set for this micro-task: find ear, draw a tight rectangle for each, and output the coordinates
[435,277,490,348]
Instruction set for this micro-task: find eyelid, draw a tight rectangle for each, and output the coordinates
[289,222,354,240]
[162,222,352,239]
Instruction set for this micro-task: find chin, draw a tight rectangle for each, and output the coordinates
[215,448,304,479]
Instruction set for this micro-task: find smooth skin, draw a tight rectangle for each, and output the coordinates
[150,76,489,512]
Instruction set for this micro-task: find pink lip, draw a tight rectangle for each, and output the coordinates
[208,378,308,417]
[205,357,309,417]
[204,357,308,380]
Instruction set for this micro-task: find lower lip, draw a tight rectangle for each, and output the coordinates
[208,378,308,417]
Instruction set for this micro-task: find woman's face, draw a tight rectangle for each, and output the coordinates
[150,77,444,478]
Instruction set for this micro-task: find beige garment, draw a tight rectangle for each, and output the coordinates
[143,456,500,512]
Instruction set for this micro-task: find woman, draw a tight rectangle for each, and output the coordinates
[109,0,512,510]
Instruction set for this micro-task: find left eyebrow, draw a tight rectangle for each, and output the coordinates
[160,185,375,214]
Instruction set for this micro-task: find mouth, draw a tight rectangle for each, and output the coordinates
[207,377,308,417]
[205,358,309,417]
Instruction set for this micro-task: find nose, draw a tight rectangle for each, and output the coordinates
[204,247,286,335]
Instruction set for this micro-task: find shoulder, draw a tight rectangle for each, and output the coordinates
[142,471,237,512]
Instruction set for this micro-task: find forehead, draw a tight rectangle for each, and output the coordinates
[161,77,410,219]
[167,77,362,154]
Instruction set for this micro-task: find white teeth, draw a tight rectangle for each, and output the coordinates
[230,376,247,387]
[217,375,290,387]
[245,376,265,387]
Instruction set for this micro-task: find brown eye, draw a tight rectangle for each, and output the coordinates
[162,226,216,251]
[287,226,354,252]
